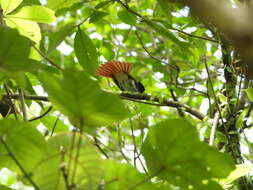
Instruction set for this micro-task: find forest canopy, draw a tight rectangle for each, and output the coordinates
[0,0,253,190]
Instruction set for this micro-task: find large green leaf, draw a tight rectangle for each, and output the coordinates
[246,88,253,102]
[89,10,108,23]
[103,160,171,190]
[157,0,172,20]
[144,19,190,50]
[219,164,253,188]
[0,27,31,72]
[7,5,56,23]
[141,118,235,190]
[48,23,75,53]
[39,68,128,127]
[0,185,13,190]
[5,17,41,43]
[46,0,79,10]
[0,119,46,173]
[118,8,137,26]
[0,0,22,14]
[74,28,98,76]
[33,133,103,190]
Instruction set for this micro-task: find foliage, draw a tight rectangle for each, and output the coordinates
[0,0,253,190]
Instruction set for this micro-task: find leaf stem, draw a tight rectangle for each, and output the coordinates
[0,137,40,190]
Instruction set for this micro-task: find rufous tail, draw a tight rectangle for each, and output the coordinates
[96,61,132,78]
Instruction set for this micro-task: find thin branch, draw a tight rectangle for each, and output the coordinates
[6,92,204,120]
[3,84,18,119]
[115,0,142,18]
[119,92,204,120]
[4,94,49,101]
[71,119,84,186]
[209,111,220,146]
[31,44,63,71]
[117,124,131,163]
[60,149,71,190]
[28,106,53,122]
[0,137,40,190]
[18,88,28,122]
[93,137,110,159]
[135,31,178,71]
[170,27,219,43]
[204,57,225,124]
[50,116,59,136]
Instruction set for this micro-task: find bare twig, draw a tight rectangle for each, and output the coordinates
[119,92,204,120]
[18,88,28,122]
[50,116,59,136]
[117,124,130,163]
[135,31,178,71]
[94,137,109,159]
[209,111,220,146]
[170,27,219,43]
[60,149,71,190]
[5,92,204,120]
[29,106,53,122]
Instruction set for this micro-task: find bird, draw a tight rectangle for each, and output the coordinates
[96,61,145,93]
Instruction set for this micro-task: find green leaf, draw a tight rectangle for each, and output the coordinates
[48,23,75,53]
[219,164,253,188]
[33,133,103,190]
[0,185,13,190]
[0,0,22,14]
[41,115,69,133]
[94,0,112,10]
[5,17,41,43]
[39,68,128,127]
[157,0,172,19]
[46,0,79,10]
[246,88,253,102]
[0,27,31,72]
[141,118,235,190]
[7,5,56,23]
[74,28,98,76]
[118,9,137,26]
[0,119,46,172]
[144,19,189,50]
[104,160,171,190]
[89,10,108,23]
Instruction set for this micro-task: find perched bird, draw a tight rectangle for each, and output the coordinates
[96,61,145,93]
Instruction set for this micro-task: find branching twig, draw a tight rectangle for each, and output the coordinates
[5,92,204,120]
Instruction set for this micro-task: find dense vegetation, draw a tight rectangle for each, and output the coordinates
[0,0,253,190]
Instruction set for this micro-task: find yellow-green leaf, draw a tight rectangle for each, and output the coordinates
[246,88,253,102]
[7,5,56,23]
[5,17,41,43]
[46,0,79,11]
[0,0,22,14]
[219,164,253,188]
